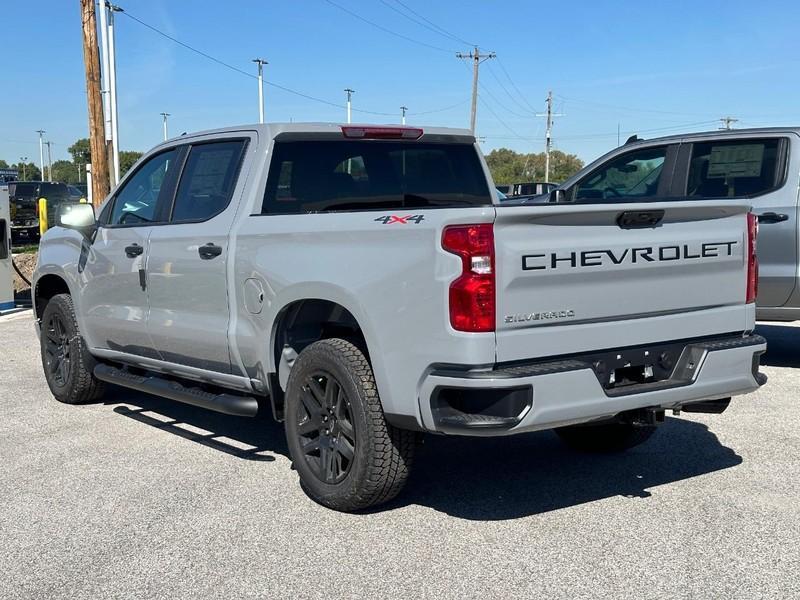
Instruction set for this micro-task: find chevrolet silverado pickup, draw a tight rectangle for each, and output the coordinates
[33,123,766,511]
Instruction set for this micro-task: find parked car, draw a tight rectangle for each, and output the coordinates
[9,182,71,244]
[540,127,799,321]
[33,123,765,511]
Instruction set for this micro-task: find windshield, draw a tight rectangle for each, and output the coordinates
[9,183,38,199]
[262,140,491,214]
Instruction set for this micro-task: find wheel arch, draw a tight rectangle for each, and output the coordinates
[34,273,71,322]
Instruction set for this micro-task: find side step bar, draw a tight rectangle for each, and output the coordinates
[94,363,259,417]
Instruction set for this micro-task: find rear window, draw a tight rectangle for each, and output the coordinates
[9,183,38,198]
[687,138,782,198]
[261,141,491,214]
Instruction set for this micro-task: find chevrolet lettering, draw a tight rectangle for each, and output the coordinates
[522,241,739,271]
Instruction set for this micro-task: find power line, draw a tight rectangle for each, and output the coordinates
[556,94,718,118]
[494,57,538,113]
[386,0,476,47]
[322,0,454,53]
[485,62,536,116]
[119,8,394,116]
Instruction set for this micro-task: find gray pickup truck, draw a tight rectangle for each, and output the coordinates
[33,123,766,511]
[543,127,800,322]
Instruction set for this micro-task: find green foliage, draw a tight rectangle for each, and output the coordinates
[68,138,91,165]
[120,151,143,176]
[2,138,142,183]
[12,162,41,181]
[484,148,584,185]
[51,160,81,184]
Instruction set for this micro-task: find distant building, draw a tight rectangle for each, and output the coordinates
[0,168,19,183]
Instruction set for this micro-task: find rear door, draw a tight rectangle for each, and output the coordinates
[145,136,251,373]
[674,134,797,307]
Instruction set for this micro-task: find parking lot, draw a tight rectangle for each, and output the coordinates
[1,309,798,599]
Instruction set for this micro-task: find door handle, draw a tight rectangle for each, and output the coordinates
[198,242,223,259]
[757,212,789,224]
[125,243,144,258]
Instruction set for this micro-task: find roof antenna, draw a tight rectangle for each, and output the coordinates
[625,134,641,145]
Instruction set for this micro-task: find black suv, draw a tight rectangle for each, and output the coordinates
[9,181,71,244]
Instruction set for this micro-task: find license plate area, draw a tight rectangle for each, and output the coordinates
[587,340,706,394]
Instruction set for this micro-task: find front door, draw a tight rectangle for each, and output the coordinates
[79,147,180,357]
[145,138,250,373]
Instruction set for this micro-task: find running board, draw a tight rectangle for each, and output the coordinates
[94,363,259,417]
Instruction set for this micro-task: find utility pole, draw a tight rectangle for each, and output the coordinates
[536,91,564,184]
[456,46,495,133]
[252,58,267,124]
[36,130,45,182]
[19,157,27,180]
[44,141,53,182]
[160,112,170,141]
[344,88,355,123]
[106,2,122,185]
[400,105,408,125]
[719,116,738,130]
[79,0,110,206]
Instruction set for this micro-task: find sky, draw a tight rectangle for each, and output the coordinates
[3,0,800,170]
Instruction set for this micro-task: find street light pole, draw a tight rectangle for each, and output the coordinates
[400,105,408,125]
[160,112,170,141]
[44,141,53,182]
[344,88,355,123]
[107,2,123,185]
[252,58,268,123]
[36,130,45,181]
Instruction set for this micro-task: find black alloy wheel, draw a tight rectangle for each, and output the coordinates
[296,370,356,484]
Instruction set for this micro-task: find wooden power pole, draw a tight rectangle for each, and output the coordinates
[80,0,110,207]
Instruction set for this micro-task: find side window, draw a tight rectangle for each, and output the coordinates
[171,140,246,222]
[574,146,667,201]
[687,138,782,198]
[109,149,177,225]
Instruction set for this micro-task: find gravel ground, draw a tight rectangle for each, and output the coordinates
[1,310,798,599]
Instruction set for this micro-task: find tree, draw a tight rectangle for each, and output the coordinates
[68,138,92,165]
[12,162,41,181]
[119,151,143,176]
[484,148,584,185]
[0,159,8,169]
[51,160,81,184]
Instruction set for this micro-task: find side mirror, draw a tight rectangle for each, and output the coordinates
[549,188,565,203]
[58,202,97,236]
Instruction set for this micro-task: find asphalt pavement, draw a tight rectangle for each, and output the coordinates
[1,310,798,599]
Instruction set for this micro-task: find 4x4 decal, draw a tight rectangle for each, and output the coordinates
[374,215,425,225]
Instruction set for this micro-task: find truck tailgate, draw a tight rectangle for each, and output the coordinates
[494,201,751,363]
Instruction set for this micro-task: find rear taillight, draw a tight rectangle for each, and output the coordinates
[442,223,495,332]
[747,212,759,303]
[341,126,423,140]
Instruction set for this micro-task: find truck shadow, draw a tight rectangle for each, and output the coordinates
[107,387,288,462]
[105,386,740,521]
[387,417,741,520]
[755,323,799,367]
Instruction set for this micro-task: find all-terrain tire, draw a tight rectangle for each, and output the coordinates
[284,338,417,512]
[40,293,105,404]
[555,422,658,453]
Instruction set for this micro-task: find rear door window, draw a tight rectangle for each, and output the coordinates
[170,140,246,222]
[261,140,491,214]
[573,146,668,202]
[686,138,783,198]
